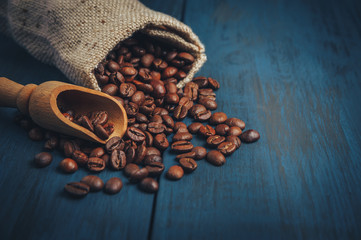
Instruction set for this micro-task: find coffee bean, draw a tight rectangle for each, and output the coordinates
[143,154,163,165]
[171,141,194,153]
[104,177,123,194]
[193,76,208,88]
[190,104,211,121]
[148,122,166,134]
[107,60,120,72]
[206,150,226,166]
[192,146,207,160]
[225,118,246,130]
[199,125,216,138]
[103,122,115,136]
[89,147,105,158]
[34,152,52,167]
[198,97,217,110]
[207,77,220,90]
[228,126,242,136]
[150,80,166,98]
[139,178,159,193]
[62,112,74,122]
[154,133,169,151]
[177,52,194,64]
[141,53,155,67]
[172,132,193,142]
[63,141,76,157]
[72,150,88,166]
[129,168,149,183]
[144,131,154,146]
[81,175,104,192]
[209,112,227,125]
[126,127,146,142]
[44,136,59,150]
[131,91,145,105]
[94,124,109,140]
[105,137,124,153]
[119,83,136,98]
[64,182,90,197]
[125,146,136,164]
[28,127,44,141]
[59,158,78,173]
[102,84,119,96]
[120,66,137,76]
[150,115,163,123]
[162,115,174,129]
[90,111,108,126]
[110,149,126,170]
[145,162,165,177]
[226,135,241,149]
[81,116,94,132]
[87,157,106,172]
[124,163,140,177]
[165,82,178,93]
[183,82,198,101]
[187,122,203,134]
[162,66,178,79]
[217,142,237,156]
[173,122,187,131]
[215,124,230,136]
[164,93,180,104]
[133,144,147,164]
[206,135,226,147]
[179,158,197,173]
[145,147,161,157]
[240,129,260,143]
[166,165,184,180]
[176,151,196,160]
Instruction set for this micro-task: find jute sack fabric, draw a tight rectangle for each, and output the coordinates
[0,0,206,90]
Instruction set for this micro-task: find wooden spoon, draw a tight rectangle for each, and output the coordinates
[0,77,128,144]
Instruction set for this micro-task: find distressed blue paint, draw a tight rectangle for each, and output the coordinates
[1,0,361,239]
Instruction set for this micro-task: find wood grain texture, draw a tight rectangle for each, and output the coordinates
[151,0,361,239]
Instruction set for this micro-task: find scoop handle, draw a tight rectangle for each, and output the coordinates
[0,77,37,115]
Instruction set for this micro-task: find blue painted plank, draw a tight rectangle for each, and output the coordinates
[151,0,361,239]
[0,0,185,239]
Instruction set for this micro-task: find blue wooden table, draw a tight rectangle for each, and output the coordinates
[1,0,361,239]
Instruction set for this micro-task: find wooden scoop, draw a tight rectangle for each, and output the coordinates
[0,77,128,144]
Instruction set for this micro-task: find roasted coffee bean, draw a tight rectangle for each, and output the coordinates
[173,122,187,132]
[120,66,137,76]
[59,158,78,173]
[125,146,136,164]
[81,175,104,192]
[178,96,194,110]
[139,178,159,193]
[207,77,220,90]
[145,147,161,157]
[87,157,106,172]
[102,83,119,96]
[173,104,188,120]
[162,66,178,79]
[207,135,226,147]
[217,142,237,156]
[166,165,184,180]
[72,150,88,166]
[176,151,196,160]
[177,52,195,64]
[225,118,246,130]
[198,88,216,100]
[171,59,185,68]
[110,149,126,170]
[90,111,108,126]
[107,60,120,72]
[104,177,123,194]
[190,104,211,121]
[226,135,241,149]
[136,82,153,93]
[179,158,197,173]
[192,146,207,160]
[124,163,140,177]
[215,124,230,136]
[95,73,109,86]
[119,83,136,98]
[89,147,105,158]
[126,127,146,142]
[135,113,148,124]
[150,115,163,123]
[187,122,203,134]
[112,96,125,107]
[133,144,147,164]
[81,116,94,132]
[240,129,260,143]
[171,141,194,153]
[153,58,168,70]
[94,124,109,140]
[62,112,74,122]
[153,107,168,116]
[174,70,187,80]
[150,71,161,81]
[139,123,148,131]
[206,150,226,166]
[125,102,139,117]
[199,125,216,138]
[148,122,166,134]
[172,132,193,142]
[198,97,217,110]
[144,131,154,146]
[34,152,52,167]
[162,115,174,128]
[103,122,115,136]
[129,168,149,183]
[143,154,163,165]
[165,82,177,93]
[141,53,155,67]
[64,182,90,197]
[64,141,76,157]
[164,93,179,104]
[154,133,169,151]
[102,153,110,166]
[28,127,44,141]
[105,137,124,152]
[131,91,145,105]
[228,126,242,136]
[165,50,178,61]
[150,80,166,98]
[209,112,227,125]
[44,136,59,150]
[193,76,208,88]
[175,127,189,134]
[183,82,198,101]
[145,162,165,177]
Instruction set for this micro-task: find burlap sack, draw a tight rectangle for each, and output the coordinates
[0,0,206,89]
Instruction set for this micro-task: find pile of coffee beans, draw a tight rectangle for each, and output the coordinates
[60,109,114,140]
[13,33,260,198]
